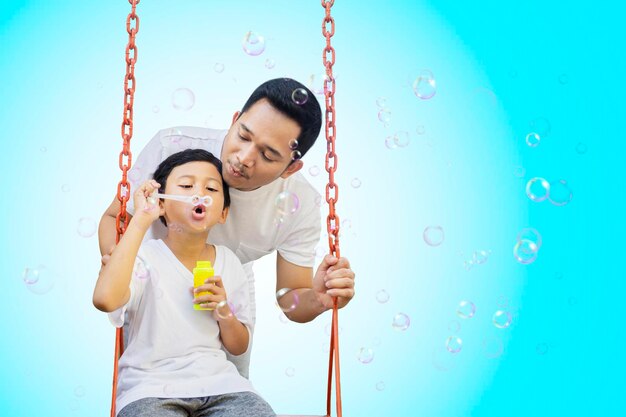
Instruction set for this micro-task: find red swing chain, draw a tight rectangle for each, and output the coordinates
[322,1,343,417]
[111,1,140,416]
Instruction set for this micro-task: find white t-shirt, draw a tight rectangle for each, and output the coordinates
[125,126,321,376]
[108,239,255,416]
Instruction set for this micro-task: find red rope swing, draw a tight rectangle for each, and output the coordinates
[110,1,343,416]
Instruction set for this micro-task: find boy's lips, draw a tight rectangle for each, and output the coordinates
[191,205,206,220]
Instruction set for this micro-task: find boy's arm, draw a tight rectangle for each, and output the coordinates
[93,180,160,312]
[98,196,131,257]
[193,275,250,356]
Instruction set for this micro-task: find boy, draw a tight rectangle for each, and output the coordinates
[93,149,275,417]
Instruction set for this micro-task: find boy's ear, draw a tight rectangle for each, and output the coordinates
[280,159,303,179]
[218,206,229,224]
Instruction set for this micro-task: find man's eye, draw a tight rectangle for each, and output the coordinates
[262,153,274,162]
[179,185,193,188]
[239,134,250,142]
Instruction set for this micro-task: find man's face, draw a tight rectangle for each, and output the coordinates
[220,98,303,191]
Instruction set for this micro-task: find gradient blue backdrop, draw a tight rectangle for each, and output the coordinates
[1,1,625,416]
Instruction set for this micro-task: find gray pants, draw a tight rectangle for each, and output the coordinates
[118,392,275,417]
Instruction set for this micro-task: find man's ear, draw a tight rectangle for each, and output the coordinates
[280,159,303,179]
[231,111,240,126]
[218,206,230,224]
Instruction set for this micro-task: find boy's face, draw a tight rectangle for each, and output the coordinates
[160,161,228,232]
[220,98,304,191]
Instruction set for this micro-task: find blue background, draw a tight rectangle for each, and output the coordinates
[1,0,625,416]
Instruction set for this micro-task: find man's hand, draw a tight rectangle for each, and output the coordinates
[312,255,355,310]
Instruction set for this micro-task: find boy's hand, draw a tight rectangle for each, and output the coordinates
[312,255,356,310]
[132,180,161,228]
[192,275,232,319]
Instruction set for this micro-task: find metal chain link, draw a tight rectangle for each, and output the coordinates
[322,0,340,260]
[115,0,140,242]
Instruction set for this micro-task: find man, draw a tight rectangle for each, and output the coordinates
[98,78,355,376]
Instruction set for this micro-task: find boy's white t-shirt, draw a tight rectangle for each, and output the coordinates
[108,239,255,415]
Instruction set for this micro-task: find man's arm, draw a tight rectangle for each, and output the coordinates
[98,196,131,257]
[276,253,355,323]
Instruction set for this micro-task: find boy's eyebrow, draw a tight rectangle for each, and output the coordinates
[239,122,284,159]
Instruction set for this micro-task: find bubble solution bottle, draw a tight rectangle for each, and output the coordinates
[193,260,214,311]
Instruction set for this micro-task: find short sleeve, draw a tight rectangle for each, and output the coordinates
[277,198,321,268]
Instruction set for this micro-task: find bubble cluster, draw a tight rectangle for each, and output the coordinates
[456,300,476,319]
[423,226,444,246]
[171,88,195,111]
[392,313,410,331]
[242,31,266,56]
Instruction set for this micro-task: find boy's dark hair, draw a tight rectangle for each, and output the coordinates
[152,149,230,227]
[240,78,322,160]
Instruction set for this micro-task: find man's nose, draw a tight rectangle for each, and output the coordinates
[238,145,256,167]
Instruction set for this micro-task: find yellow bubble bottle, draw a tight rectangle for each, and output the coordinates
[193,260,214,310]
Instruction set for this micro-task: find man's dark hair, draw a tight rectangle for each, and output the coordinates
[152,148,230,227]
[240,78,322,160]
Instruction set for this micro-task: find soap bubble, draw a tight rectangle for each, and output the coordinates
[525,132,541,147]
[492,310,512,328]
[376,97,387,108]
[275,191,300,216]
[285,367,295,377]
[133,258,153,281]
[171,88,195,111]
[416,125,426,135]
[308,165,320,176]
[558,74,569,85]
[61,184,71,192]
[513,239,539,264]
[412,70,436,99]
[288,138,299,150]
[152,105,160,113]
[536,342,549,355]
[513,166,526,178]
[324,323,343,336]
[290,150,302,161]
[375,381,385,391]
[214,63,225,73]
[547,179,573,206]
[215,300,235,320]
[456,300,476,319]
[394,131,410,148]
[357,347,374,364]
[23,265,55,295]
[423,226,444,246]
[242,31,266,56]
[77,217,97,238]
[526,177,550,202]
[291,88,309,105]
[350,178,362,188]
[265,58,275,69]
[472,250,490,264]
[384,135,398,150]
[575,142,588,154]
[275,288,299,313]
[375,289,390,304]
[392,313,410,331]
[74,386,85,398]
[377,109,391,123]
[446,336,463,354]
